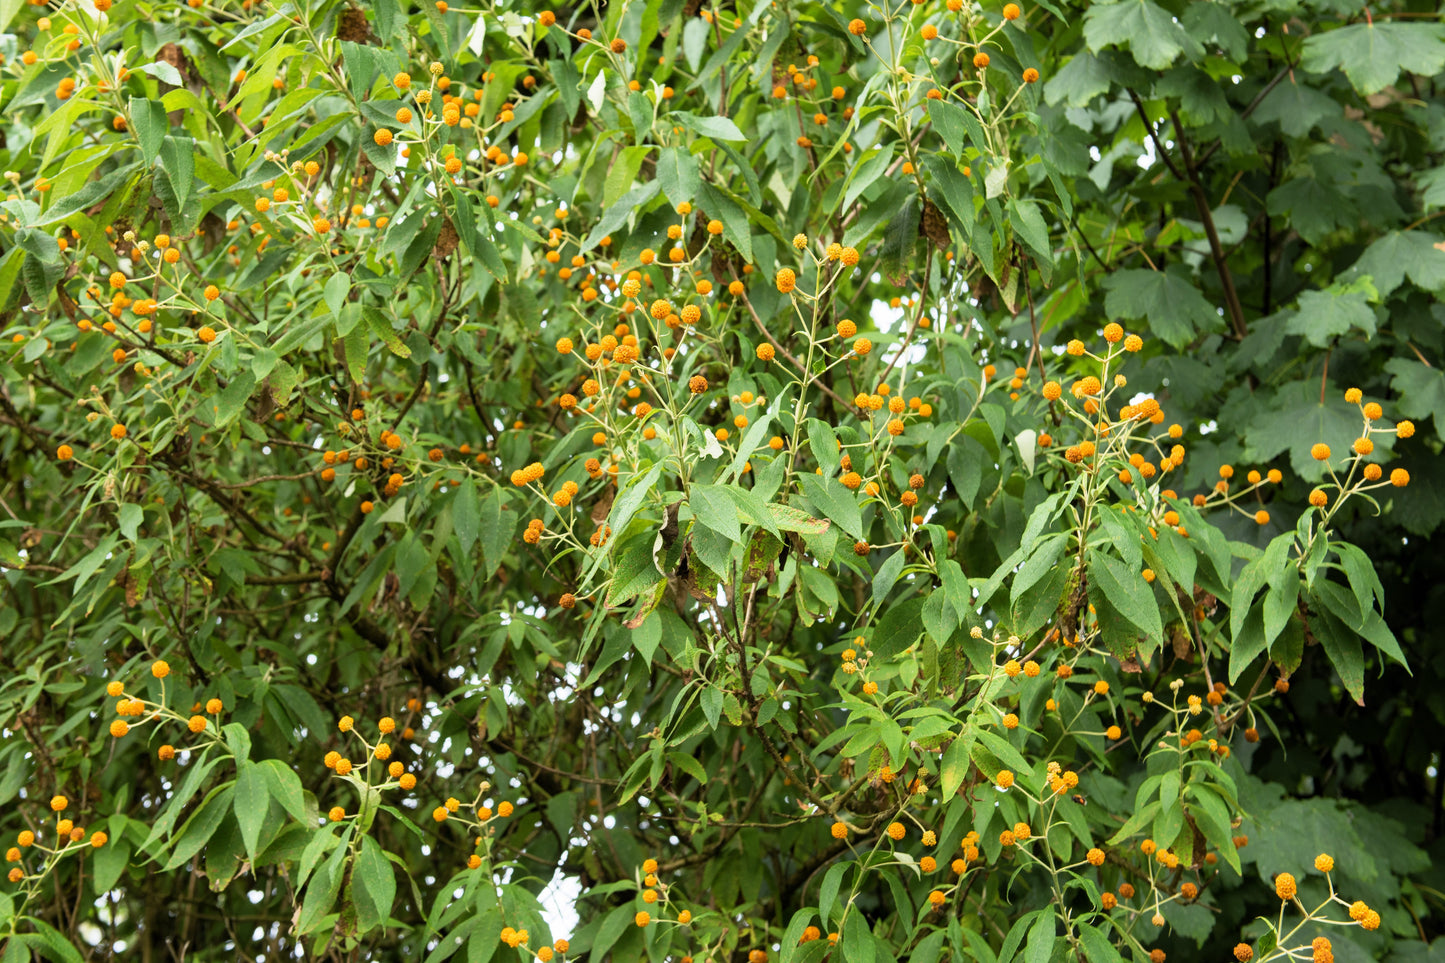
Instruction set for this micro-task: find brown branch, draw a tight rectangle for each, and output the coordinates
[1126,91,1248,340]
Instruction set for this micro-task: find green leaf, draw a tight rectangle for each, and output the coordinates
[667,751,708,785]
[233,761,269,861]
[691,484,741,542]
[1252,78,1342,138]
[1228,600,1268,683]
[871,595,926,659]
[352,835,396,934]
[807,419,840,476]
[1102,268,1221,348]
[117,503,143,542]
[298,825,352,934]
[924,155,976,237]
[1087,551,1162,647]
[159,136,195,210]
[581,181,660,253]
[1045,51,1114,108]
[1243,379,1392,481]
[1083,0,1201,70]
[975,728,1031,777]
[997,909,1040,963]
[1107,800,1160,845]
[454,480,480,559]
[683,17,710,70]
[767,503,830,536]
[1285,284,1377,347]
[91,837,129,894]
[130,98,168,165]
[590,906,634,962]
[1308,602,1365,705]
[163,784,235,871]
[700,685,723,729]
[696,182,754,261]
[798,473,863,541]
[1266,175,1356,247]
[939,560,970,626]
[843,910,875,963]
[1008,198,1051,263]
[1076,922,1120,962]
[366,308,412,358]
[1263,574,1300,649]
[679,114,746,142]
[1301,21,1445,96]
[263,358,296,407]
[259,759,308,823]
[939,732,974,802]
[872,549,907,605]
[343,326,368,384]
[1025,910,1055,963]
[323,271,350,318]
[1385,357,1445,441]
[1348,231,1445,298]
[927,100,982,158]
[656,146,701,209]
[818,861,848,925]
[208,371,257,428]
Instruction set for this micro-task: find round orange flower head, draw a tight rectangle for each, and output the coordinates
[886,821,905,840]
[1275,872,1297,900]
[1315,853,1334,872]
[775,268,796,293]
[848,18,866,34]
[1310,442,1331,461]
[151,660,170,678]
[1022,67,1039,83]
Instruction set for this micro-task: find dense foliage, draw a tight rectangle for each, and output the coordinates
[2,0,1444,960]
